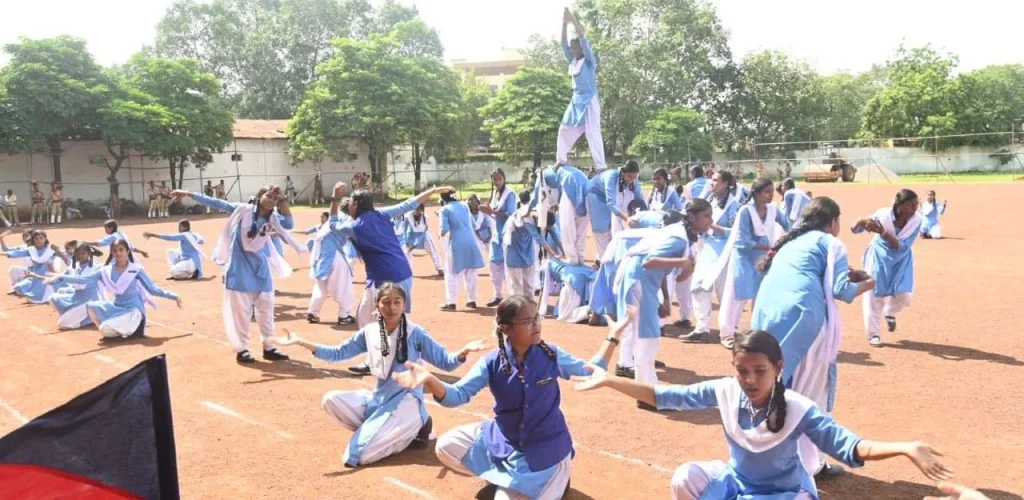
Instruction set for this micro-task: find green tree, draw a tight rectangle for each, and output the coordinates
[951,64,1024,146]
[123,55,234,189]
[1,36,110,181]
[480,67,571,167]
[521,34,564,72]
[818,65,887,142]
[630,106,713,162]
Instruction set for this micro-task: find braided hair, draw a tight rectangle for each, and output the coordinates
[619,160,640,193]
[713,171,736,209]
[891,189,919,222]
[682,198,713,243]
[661,210,685,227]
[649,167,669,206]
[71,241,103,270]
[494,295,556,376]
[733,330,787,433]
[247,185,275,239]
[757,196,841,273]
[744,177,774,206]
[489,168,507,206]
[375,282,410,364]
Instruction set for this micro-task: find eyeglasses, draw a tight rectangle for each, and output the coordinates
[512,314,542,328]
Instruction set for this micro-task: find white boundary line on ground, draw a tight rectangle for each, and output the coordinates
[94,354,132,371]
[0,398,29,424]
[385,477,434,499]
[595,449,673,475]
[28,325,46,334]
[0,310,8,318]
[200,401,296,440]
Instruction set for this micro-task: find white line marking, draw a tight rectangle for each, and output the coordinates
[385,477,433,499]
[149,320,229,347]
[201,401,295,440]
[29,325,46,334]
[0,398,29,424]
[596,450,673,474]
[94,354,131,370]
[0,311,8,318]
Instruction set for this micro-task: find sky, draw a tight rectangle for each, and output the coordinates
[1,0,1021,74]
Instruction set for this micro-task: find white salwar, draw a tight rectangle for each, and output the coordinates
[444,242,479,305]
[9,266,28,288]
[167,249,198,279]
[717,205,781,341]
[591,188,636,259]
[308,254,355,320]
[537,265,591,324]
[556,96,606,172]
[321,389,423,466]
[547,190,589,266]
[436,422,573,500]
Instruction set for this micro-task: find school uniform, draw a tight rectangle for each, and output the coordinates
[156,231,206,279]
[49,262,102,329]
[191,194,305,353]
[783,189,812,228]
[308,213,355,321]
[718,204,790,341]
[614,225,692,383]
[690,194,741,335]
[502,209,546,297]
[313,321,466,467]
[4,242,31,288]
[588,169,647,259]
[439,201,485,305]
[919,201,946,239]
[656,377,864,499]
[470,210,493,271]
[95,231,139,252]
[8,246,59,303]
[751,231,861,474]
[557,36,605,171]
[403,212,444,273]
[853,208,923,341]
[589,228,656,318]
[530,165,590,265]
[682,178,710,203]
[56,263,178,338]
[435,343,606,500]
[488,188,518,301]
[648,185,683,212]
[538,258,596,323]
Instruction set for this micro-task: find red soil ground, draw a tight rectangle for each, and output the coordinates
[1,182,1022,500]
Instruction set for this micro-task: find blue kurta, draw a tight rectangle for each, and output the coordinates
[529,165,589,217]
[587,169,646,233]
[751,231,860,386]
[561,36,598,127]
[648,186,682,212]
[782,189,811,226]
[9,247,58,303]
[191,194,280,293]
[614,234,690,339]
[919,202,945,234]
[684,178,710,201]
[488,188,517,265]
[590,231,651,316]
[547,259,596,316]
[730,205,791,300]
[403,213,431,250]
[311,214,352,281]
[543,221,563,257]
[630,210,666,229]
[503,218,546,269]
[691,196,740,292]
[852,211,920,297]
[96,231,138,251]
[58,266,178,324]
[655,378,864,499]
[439,201,485,273]
[158,232,206,279]
[438,343,606,498]
[312,323,465,466]
[50,263,102,328]
[337,198,420,284]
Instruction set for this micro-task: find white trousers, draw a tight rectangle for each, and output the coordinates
[489,262,506,300]
[308,257,355,319]
[505,265,536,298]
[691,272,726,334]
[674,274,693,322]
[57,304,90,330]
[593,231,612,261]
[670,460,812,500]
[922,224,942,239]
[408,232,444,271]
[716,296,747,341]
[556,98,606,171]
[321,390,424,466]
[862,291,911,337]
[558,194,590,266]
[223,289,275,353]
[538,268,591,323]
[791,334,831,476]
[99,309,144,338]
[436,422,573,500]
[9,266,27,288]
[167,249,197,279]
[444,253,479,305]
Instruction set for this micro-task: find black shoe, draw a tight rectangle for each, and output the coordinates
[885,315,897,332]
[409,417,432,449]
[672,319,692,329]
[236,350,256,364]
[815,463,846,479]
[465,301,477,309]
[681,331,710,343]
[587,312,602,326]
[190,270,200,280]
[563,480,571,497]
[262,348,290,361]
[348,363,370,376]
[485,298,502,307]
[614,365,635,378]
[654,360,666,369]
[130,316,148,338]
[439,303,456,311]
[474,484,498,500]
[307,313,320,324]
[436,269,445,276]
[337,316,356,325]
[636,401,658,411]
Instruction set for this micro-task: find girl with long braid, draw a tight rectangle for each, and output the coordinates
[393,295,634,500]
[648,167,683,212]
[478,169,517,306]
[403,204,445,276]
[466,194,493,265]
[438,192,485,311]
[751,197,876,478]
[717,178,791,349]
[3,229,64,303]
[852,189,923,347]
[780,178,812,228]
[45,241,104,330]
[574,330,952,500]
[275,283,487,468]
[587,160,646,260]
[682,171,742,343]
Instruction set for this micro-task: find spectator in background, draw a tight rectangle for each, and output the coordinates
[4,189,17,226]
[285,175,297,204]
[203,181,215,214]
[49,182,64,225]
[0,192,10,228]
[216,180,227,200]
[312,171,325,206]
[30,181,44,224]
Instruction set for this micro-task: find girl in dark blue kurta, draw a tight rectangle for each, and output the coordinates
[576,330,952,500]
[394,296,633,500]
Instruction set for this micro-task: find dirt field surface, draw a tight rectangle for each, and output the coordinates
[1,182,1022,500]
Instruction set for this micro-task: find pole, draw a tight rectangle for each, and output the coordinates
[234,140,243,202]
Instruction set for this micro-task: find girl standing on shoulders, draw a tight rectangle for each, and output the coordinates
[478,169,516,307]
[919,190,947,239]
[852,189,923,347]
[142,219,206,280]
[46,240,181,339]
[575,329,952,500]
[274,283,487,468]
[393,296,633,500]
[752,197,875,477]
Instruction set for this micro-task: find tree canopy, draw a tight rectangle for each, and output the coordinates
[479,67,571,166]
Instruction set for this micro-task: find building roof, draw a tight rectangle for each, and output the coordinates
[233,119,289,139]
[451,59,526,77]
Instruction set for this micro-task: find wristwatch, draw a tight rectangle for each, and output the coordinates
[606,336,619,345]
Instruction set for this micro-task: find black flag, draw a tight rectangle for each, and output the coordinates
[0,354,179,499]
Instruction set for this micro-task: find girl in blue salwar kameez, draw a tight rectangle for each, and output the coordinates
[576,330,953,500]
[275,283,487,468]
[142,219,206,280]
[45,242,104,330]
[3,230,63,304]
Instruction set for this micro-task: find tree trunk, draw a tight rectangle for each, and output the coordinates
[412,142,422,193]
[107,162,124,218]
[368,150,381,185]
[46,135,63,182]
[176,157,186,190]
[169,157,178,189]
[532,150,541,169]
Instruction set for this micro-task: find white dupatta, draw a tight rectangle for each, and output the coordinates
[873,207,922,241]
[308,221,353,279]
[811,236,848,365]
[99,262,157,310]
[568,57,585,77]
[788,189,810,222]
[698,194,742,290]
[718,204,781,321]
[363,322,401,380]
[27,245,56,266]
[212,204,305,278]
[714,378,814,453]
[181,231,207,261]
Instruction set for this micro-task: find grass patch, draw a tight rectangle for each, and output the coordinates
[857,171,1023,184]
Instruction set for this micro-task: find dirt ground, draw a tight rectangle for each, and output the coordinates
[1,182,1022,500]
